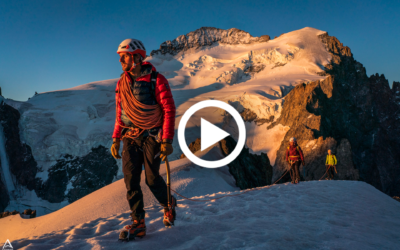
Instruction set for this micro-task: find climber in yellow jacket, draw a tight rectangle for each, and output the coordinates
[325,150,337,180]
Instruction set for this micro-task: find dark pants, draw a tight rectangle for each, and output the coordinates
[290,161,301,181]
[122,136,168,220]
[326,165,335,179]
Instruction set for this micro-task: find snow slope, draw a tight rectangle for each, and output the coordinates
[2,180,399,249]
[0,145,237,241]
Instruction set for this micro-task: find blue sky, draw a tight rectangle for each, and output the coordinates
[1,0,399,101]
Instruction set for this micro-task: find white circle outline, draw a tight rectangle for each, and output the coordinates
[178,100,246,168]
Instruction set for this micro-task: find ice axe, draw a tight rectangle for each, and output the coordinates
[163,156,176,226]
[165,157,171,209]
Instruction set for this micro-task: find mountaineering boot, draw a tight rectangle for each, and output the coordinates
[295,178,299,184]
[291,180,294,184]
[119,218,146,241]
[163,196,177,227]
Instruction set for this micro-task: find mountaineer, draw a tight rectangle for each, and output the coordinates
[285,137,305,184]
[325,149,337,180]
[110,39,177,241]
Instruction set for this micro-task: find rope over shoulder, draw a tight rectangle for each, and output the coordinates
[117,72,163,140]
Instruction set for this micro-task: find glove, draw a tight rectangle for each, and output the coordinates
[111,139,121,159]
[302,161,305,166]
[160,142,173,161]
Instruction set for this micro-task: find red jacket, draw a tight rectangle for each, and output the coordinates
[112,62,176,141]
[286,142,304,162]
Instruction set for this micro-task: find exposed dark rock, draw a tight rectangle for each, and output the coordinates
[35,145,118,203]
[0,171,9,213]
[240,108,274,126]
[151,27,270,56]
[392,81,400,103]
[240,109,258,122]
[220,136,273,189]
[245,64,266,73]
[0,100,120,209]
[181,137,273,189]
[21,209,36,218]
[256,116,274,125]
[0,101,38,191]
[259,35,270,42]
[271,62,287,69]
[271,32,400,196]
[393,196,400,202]
[180,138,201,159]
[23,209,31,215]
[0,208,36,219]
[0,116,9,211]
[0,211,10,218]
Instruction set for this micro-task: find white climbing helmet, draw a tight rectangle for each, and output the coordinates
[289,137,297,142]
[117,38,146,59]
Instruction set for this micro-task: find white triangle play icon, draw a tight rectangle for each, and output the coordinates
[201,118,230,151]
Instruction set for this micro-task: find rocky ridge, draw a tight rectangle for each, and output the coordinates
[181,137,273,190]
[35,146,118,203]
[0,96,10,212]
[271,33,400,196]
[0,101,38,191]
[0,100,37,212]
[0,100,119,212]
[151,27,270,56]
[0,171,9,213]
[220,136,273,189]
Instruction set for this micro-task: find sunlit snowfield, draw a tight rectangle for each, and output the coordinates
[2,180,400,250]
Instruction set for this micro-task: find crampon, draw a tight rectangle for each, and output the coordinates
[119,219,146,241]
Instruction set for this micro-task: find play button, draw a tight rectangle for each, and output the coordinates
[201,118,230,151]
[178,100,246,168]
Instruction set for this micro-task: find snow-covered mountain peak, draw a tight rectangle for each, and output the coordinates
[146,26,331,165]
[151,27,270,56]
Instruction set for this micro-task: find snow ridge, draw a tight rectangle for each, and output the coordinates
[3,181,400,249]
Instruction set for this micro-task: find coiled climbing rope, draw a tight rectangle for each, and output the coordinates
[116,72,163,139]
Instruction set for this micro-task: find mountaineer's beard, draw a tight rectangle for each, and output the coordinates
[121,62,132,71]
